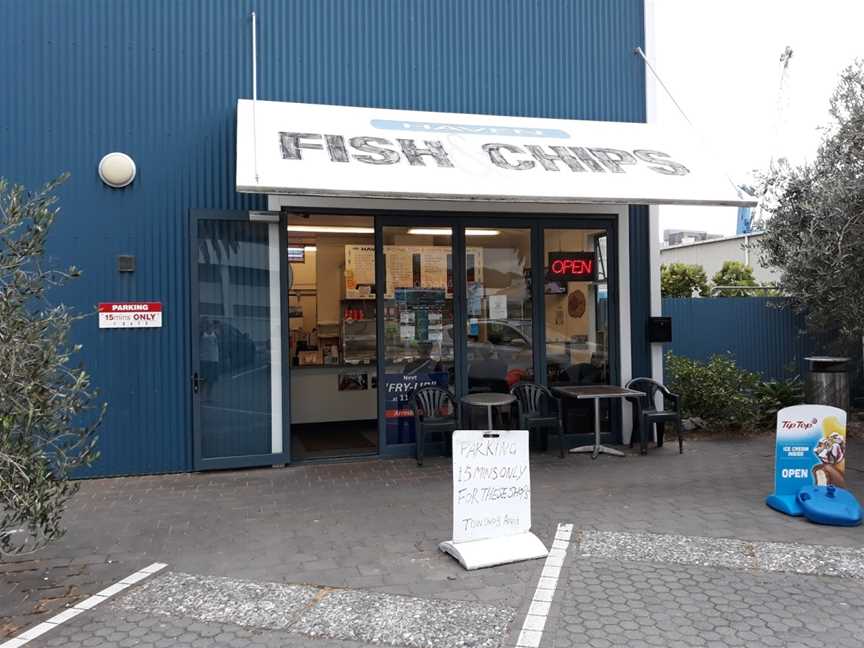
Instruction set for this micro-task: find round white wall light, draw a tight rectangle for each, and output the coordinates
[98,152,136,188]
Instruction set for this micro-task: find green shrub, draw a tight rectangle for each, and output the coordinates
[754,376,805,423]
[665,353,761,428]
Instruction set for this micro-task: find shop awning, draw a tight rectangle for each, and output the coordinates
[236,99,755,207]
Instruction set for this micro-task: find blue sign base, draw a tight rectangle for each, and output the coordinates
[766,494,803,517]
[797,485,862,527]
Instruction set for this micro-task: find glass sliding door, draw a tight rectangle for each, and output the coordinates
[462,227,533,393]
[543,227,611,437]
[192,211,286,469]
[382,226,454,445]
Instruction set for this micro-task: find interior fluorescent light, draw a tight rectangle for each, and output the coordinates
[303,245,317,252]
[287,225,374,234]
[407,228,451,236]
[407,228,500,237]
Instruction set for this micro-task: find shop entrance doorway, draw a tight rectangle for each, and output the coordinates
[287,215,379,460]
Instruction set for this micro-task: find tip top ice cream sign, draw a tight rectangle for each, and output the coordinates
[766,404,848,516]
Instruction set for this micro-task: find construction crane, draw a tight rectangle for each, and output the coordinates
[745,46,794,234]
[771,45,795,172]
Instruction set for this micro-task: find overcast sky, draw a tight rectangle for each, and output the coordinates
[651,0,864,238]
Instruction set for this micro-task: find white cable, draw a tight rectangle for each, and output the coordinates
[634,46,744,199]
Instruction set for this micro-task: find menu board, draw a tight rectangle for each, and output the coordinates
[346,245,484,299]
[386,247,416,294]
[345,245,376,298]
[423,249,448,290]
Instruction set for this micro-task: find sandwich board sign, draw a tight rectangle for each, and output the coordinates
[766,404,847,516]
[439,429,548,570]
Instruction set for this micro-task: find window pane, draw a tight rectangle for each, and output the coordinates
[383,227,454,444]
[544,227,610,434]
[465,228,533,394]
[544,229,608,385]
[197,219,278,459]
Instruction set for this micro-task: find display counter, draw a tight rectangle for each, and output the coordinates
[290,364,377,425]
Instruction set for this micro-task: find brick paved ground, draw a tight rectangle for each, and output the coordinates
[545,557,864,648]
[2,436,863,646]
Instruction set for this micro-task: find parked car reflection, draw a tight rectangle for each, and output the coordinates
[440,319,607,392]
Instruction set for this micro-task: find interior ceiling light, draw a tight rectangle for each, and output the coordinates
[407,228,500,237]
[287,225,374,234]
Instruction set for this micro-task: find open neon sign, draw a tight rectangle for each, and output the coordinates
[546,252,596,281]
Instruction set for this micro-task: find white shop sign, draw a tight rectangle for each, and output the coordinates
[439,430,548,570]
[236,99,755,207]
[98,302,163,329]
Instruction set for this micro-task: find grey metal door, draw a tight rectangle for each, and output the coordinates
[190,210,289,470]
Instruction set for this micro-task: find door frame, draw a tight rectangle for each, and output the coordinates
[189,209,291,470]
[533,217,622,443]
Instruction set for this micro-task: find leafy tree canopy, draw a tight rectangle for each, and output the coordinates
[660,262,709,298]
[711,261,758,297]
[759,60,864,344]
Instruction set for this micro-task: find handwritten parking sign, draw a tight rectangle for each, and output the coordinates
[766,404,847,516]
[451,429,531,542]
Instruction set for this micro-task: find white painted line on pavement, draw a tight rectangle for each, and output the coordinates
[516,523,573,648]
[0,562,167,648]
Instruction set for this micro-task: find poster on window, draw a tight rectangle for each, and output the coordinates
[384,371,450,444]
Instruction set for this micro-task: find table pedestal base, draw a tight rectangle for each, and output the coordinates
[439,532,548,570]
[569,445,625,459]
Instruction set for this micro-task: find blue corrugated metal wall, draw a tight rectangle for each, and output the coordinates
[629,206,652,379]
[662,298,824,380]
[1,1,646,476]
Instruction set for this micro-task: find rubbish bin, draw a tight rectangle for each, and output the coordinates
[804,356,850,411]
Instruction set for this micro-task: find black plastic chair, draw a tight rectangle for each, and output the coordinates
[510,382,566,458]
[625,377,683,454]
[409,386,460,466]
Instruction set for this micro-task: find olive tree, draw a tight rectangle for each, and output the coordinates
[0,176,104,557]
[759,61,864,346]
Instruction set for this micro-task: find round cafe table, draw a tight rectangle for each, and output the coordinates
[460,392,516,430]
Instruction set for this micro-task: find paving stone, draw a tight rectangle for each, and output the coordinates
[541,556,864,648]
[5,437,864,646]
[27,606,375,648]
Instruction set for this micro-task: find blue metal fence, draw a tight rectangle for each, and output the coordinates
[662,297,822,381]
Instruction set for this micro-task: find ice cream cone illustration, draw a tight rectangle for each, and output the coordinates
[813,416,847,489]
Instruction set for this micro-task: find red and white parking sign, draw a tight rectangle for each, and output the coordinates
[98,302,163,329]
